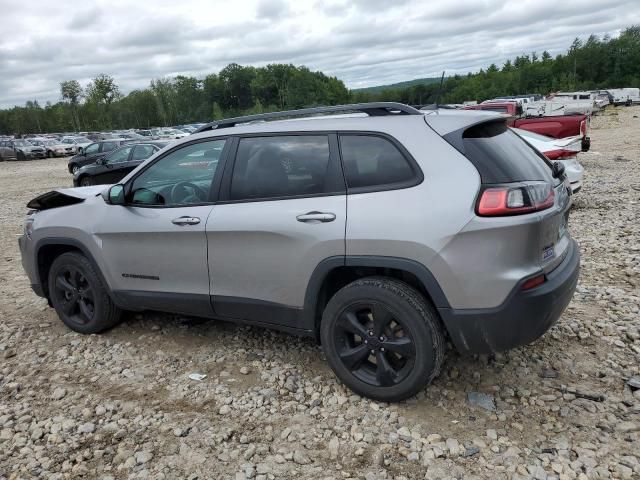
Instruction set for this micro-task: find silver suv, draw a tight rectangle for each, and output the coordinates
[19,103,580,402]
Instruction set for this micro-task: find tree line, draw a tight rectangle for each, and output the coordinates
[0,26,638,135]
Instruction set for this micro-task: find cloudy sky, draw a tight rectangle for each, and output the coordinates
[1,0,638,108]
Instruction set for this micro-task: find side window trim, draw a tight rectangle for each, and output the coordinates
[122,136,232,208]
[217,132,346,204]
[337,131,423,194]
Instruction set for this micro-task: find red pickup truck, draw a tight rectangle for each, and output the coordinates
[463,102,591,151]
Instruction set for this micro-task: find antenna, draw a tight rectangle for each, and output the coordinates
[419,71,446,111]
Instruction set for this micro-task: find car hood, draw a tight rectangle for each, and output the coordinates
[27,186,105,210]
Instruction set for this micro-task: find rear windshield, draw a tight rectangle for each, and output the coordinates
[457,121,552,184]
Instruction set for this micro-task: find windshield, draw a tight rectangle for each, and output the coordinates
[74,137,90,143]
[14,140,33,147]
[43,140,57,146]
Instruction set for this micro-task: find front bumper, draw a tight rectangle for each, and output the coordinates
[439,239,580,354]
[18,234,45,297]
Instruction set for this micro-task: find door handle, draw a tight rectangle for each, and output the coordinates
[296,211,336,223]
[172,216,201,226]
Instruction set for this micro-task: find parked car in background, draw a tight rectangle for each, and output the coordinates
[512,114,590,151]
[0,140,19,161]
[156,128,188,140]
[29,138,76,157]
[112,131,146,140]
[67,139,133,174]
[61,136,92,154]
[0,139,46,160]
[73,141,168,187]
[20,103,579,402]
[86,132,116,142]
[136,129,160,139]
[512,128,584,194]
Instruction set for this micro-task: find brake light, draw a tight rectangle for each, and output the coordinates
[580,119,587,136]
[477,182,555,216]
[544,149,575,160]
[522,274,546,291]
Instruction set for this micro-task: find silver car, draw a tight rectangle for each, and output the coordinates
[19,103,580,401]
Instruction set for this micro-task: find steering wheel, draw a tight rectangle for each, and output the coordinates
[170,181,207,204]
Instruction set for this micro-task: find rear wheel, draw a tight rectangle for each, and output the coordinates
[17,151,25,161]
[48,252,122,334]
[47,150,54,158]
[320,277,445,402]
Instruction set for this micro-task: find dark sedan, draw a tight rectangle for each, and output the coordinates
[67,139,134,174]
[73,141,168,187]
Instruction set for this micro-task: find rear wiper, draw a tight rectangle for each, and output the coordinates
[551,162,565,179]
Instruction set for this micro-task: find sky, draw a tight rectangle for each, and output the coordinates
[0,0,638,108]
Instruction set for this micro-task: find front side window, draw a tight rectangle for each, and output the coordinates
[106,146,133,164]
[230,135,331,200]
[339,135,415,189]
[84,143,99,155]
[130,139,225,206]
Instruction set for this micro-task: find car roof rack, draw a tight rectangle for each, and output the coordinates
[194,102,422,133]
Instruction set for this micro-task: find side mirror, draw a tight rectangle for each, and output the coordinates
[102,184,125,205]
[96,157,106,165]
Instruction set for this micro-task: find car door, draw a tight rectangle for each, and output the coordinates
[95,138,229,317]
[97,146,134,184]
[207,134,347,330]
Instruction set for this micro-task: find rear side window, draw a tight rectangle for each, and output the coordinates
[230,136,332,200]
[339,135,415,189]
[456,121,552,183]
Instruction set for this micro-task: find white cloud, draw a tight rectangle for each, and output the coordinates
[0,0,637,107]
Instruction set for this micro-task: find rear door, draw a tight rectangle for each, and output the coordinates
[206,133,346,330]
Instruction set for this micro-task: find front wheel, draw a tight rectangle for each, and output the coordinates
[47,150,54,158]
[70,164,79,174]
[320,277,445,402]
[48,252,122,334]
[80,176,93,187]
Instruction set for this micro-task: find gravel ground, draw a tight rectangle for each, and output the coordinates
[1,108,639,480]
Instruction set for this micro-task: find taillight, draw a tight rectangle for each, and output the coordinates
[580,119,587,136]
[544,149,575,160]
[477,181,555,216]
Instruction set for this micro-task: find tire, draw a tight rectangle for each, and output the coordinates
[47,150,54,158]
[320,277,445,402]
[70,164,79,174]
[48,252,122,334]
[17,151,25,161]
[80,176,93,187]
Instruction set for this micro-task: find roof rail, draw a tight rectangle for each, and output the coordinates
[194,102,422,133]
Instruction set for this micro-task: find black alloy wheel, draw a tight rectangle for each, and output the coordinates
[48,252,122,334]
[52,266,96,328]
[321,277,445,402]
[334,302,415,388]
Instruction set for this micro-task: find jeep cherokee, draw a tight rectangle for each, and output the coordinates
[19,103,580,402]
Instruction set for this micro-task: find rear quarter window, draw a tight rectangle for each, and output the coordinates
[452,121,553,184]
[339,135,417,190]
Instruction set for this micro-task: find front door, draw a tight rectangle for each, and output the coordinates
[95,138,228,317]
[207,134,346,330]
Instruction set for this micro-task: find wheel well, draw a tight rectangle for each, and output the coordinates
[37,244,82,299]
[313,266,439,335]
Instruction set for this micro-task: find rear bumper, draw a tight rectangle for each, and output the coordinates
[439,239,580,354]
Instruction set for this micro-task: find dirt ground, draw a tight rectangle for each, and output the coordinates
[0,108,639,480]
